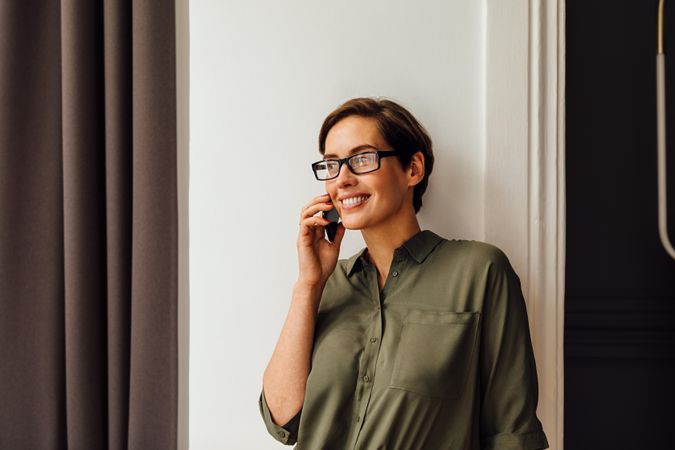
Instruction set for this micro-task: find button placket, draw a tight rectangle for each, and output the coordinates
[348,275,384,450]
[389,253,403,281]
[379,255,403,303]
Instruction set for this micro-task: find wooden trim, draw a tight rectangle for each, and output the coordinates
[485,1,565,449]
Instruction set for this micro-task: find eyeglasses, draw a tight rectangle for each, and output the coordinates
[311,148,402,181]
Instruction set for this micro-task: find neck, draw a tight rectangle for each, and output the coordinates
[361,216,421,273]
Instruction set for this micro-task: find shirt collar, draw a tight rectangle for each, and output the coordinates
[345,229,444,277]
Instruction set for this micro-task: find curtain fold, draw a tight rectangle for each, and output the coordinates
[0,1,178,449]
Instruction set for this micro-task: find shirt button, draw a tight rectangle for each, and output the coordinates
[277,430,286,438]
[363,375,370,382]
[392,271,398,277]
[370,337,377,343]
[355,415,361,422]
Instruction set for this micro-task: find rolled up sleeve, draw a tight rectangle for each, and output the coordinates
[258,386,302,445]
[479,249,549,450]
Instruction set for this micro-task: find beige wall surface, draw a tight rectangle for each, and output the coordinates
[188,1,490,448]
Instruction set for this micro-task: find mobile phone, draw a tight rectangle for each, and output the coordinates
[322,204,341,242]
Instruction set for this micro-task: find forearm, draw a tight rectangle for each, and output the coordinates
[262,280,324,426]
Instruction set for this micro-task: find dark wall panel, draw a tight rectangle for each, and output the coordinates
[565,1,675,448]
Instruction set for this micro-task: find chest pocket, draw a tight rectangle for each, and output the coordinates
[388,309,480,400]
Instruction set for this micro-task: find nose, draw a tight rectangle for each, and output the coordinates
[326,160,357,197]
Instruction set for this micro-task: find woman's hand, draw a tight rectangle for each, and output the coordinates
[296,193,346,288]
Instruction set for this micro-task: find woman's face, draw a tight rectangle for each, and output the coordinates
[323,115,416,231]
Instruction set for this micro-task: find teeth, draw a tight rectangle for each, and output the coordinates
[342,195,370,206]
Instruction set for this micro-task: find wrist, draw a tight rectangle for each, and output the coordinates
[293,279,325,298]
[295,278,323,290]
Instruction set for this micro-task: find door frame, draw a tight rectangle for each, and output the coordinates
[485,1,565,448]
[177,0,190,448]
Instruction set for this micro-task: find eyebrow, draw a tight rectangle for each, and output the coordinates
[323,144,377,159]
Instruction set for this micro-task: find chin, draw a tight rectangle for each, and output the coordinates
[341,218,368,230]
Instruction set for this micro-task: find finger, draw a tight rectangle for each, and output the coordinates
[300,193,332,218]
[304,201,335,221]
[300,214,330,228]
[301,193,331,210]
[333,222,346,246]
[300,198,335,221]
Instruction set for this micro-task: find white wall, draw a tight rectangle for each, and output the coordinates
[189,0,485,448]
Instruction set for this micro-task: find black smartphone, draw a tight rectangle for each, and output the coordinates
[321,204,341,243]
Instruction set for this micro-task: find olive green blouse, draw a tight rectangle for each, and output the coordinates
[258,229,549,450]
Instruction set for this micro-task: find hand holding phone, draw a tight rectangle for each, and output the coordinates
[296,193,345,288]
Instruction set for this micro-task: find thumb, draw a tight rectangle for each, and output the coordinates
[333,222,346,247]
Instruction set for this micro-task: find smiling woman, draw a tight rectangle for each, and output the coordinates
[259,97,549,449]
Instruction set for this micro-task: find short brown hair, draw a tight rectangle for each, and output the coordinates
[318,97,434,214]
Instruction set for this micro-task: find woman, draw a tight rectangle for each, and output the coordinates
[258,97,549,450]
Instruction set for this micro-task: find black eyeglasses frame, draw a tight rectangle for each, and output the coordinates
[311,148,402,181]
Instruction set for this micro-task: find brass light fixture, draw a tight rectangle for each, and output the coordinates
[656,0,675,259]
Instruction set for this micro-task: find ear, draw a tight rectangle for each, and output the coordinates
[408,151,425,187]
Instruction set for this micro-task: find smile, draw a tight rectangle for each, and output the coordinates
[341,195,371,210]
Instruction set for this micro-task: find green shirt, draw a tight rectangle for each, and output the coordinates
[259,229,549,450]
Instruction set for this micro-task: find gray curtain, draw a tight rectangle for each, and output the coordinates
[0,1,178,449]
